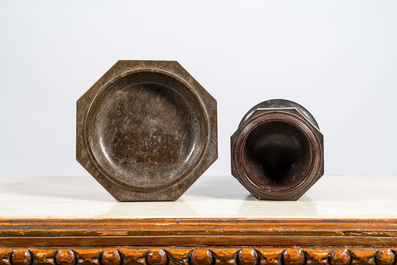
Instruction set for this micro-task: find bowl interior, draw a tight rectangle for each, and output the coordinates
[86,71,207,191]
[242,121,312,191]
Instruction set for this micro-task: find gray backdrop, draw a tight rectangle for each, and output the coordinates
[1,1,396,177]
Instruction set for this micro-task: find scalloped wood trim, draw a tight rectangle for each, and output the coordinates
[0,247,396,265]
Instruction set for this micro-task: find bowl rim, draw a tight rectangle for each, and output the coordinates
[83,68,210,192]
[231,108,323,200]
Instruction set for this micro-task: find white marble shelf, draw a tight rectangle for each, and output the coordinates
[0,175,396,219]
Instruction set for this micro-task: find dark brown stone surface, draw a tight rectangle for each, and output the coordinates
[77,61,217,201]
[231,99,324,201]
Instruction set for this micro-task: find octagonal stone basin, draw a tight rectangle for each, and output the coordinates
[85,71,207,191]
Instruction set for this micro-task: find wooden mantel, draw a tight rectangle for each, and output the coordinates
[1,175,397,265]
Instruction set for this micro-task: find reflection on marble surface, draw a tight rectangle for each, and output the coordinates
[0,175,397,218]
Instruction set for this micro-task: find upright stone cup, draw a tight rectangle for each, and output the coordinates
[231,99,324,200]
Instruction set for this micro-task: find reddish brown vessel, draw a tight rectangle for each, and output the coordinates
[231,99,324,200]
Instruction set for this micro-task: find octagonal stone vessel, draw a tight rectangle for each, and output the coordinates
[231,99,324,201]
[77,60,217,201]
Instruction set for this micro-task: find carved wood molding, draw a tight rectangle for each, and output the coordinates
[0,247,396,265]
[2,219,397,248]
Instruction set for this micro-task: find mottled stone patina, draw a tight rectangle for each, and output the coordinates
[231,99,324,200]
[77,60,217,201]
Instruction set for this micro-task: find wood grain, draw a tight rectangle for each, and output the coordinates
[1,218,397,265]
[0,247,396,265]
